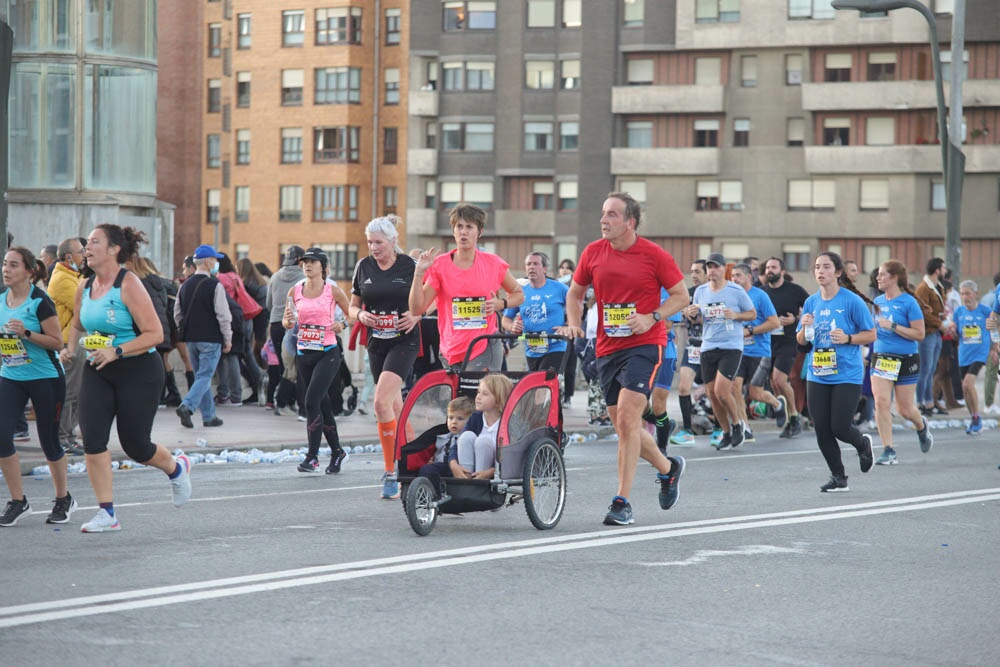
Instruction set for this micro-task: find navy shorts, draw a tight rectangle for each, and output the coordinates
[735,355,762,384]
[597,344,661,407]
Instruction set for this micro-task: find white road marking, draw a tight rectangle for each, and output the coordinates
[2,487,997,628]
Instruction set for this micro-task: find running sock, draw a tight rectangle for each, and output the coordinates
[99,501,115,517]
[652,411,669,428]
[378,420,397,474]
[679,394,693,430]
[168,462,182,479]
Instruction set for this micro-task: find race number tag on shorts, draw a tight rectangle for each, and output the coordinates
[743,327,754,347]
[811,347,838,376]
[686,345,701,365]
[297,323,327,351]
[524,335,549,354]
[370,311,400,340]
[81,333,115,350]
[704,302,727,324]
[0,333,29,367]
[603,302,635,337]
[452,297,487,330]
[962,325,982,345]
[872,354,902,382]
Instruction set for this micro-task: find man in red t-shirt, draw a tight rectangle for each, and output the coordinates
[558,192,689,526]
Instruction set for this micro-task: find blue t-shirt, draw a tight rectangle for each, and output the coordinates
[692,281,755,351]
[744,286,777,358]
[503,278,568,358]
[660,287,680,360]
[798,288,875,385]
[79,270,152,354]
[0,286,62,381]
[954,304,991,367]
[873,292,923,356]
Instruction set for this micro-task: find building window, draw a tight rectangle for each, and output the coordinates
[696,0,740,23]
[279,186,302,221]
[383,186,398,215]
[282,69,304,106]
[314,126,360,163]
[860,179,889,210]
[623,0,644,27]
[785,53,804,85]
[442,62,463,91]
[862,244,892,272]
[236,129,250,165]
[235,244,250,261]
[237,14,251,49]
[563,0,582,27]
[384,67,400,104]
[867,52,896,81]
[787,117,805,146]
[439,181,493,209]
[931,181,946,210]
[235,186,250,222]
[532,181,554,210]
[558,181,578,211]
[527,0,555,28]
[627,58,654,85]
[626,120,653,148]
[208,23,221,57]
[206,189,220,223]
[560,121,579,150]
[560,59,580,90]
[823,117,850,145]
[865,117,894,146]
[316,7,362,45]
[694,119,719,147]
[733,118,750,147]
[694,57,721,85]
[824,53,852,82]
[443,2,497,31]
[788,0,835,20]
[384,127,398,164]
[424,181,437,209]
[696,180,742,211]
[741,55,757,87]
[619,180,646,205]
[316,244,359,281]
[782,244,811,272]
[315,67,362,104]
[236,72,251,108]
[282,10,305,47]
[385,8,401,44]
[788,179,835,210]
[425,122,437,149]
[281,128,303,164]
[526,60,555,89]
[442,122,495,151]
[524,122,554,151]
[313,185,359,221]
[207,79,221,113]
[467,62,495,90]
[207,134,221,168]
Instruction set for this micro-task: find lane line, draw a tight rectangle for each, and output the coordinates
[2,488,997,628]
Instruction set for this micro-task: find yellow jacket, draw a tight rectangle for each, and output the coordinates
[46,262,82,343]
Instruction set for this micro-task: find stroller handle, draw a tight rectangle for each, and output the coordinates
[457,333,574,376]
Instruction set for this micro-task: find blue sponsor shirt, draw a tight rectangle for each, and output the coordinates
[798,287,875,385]
[0,286,63,381]
[693,281,755,352]
[503,278,568,358]
[744,286,777,358]
[873,292,923,356]
[954,304,991,367]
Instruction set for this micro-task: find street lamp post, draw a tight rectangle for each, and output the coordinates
[831,0,965,279]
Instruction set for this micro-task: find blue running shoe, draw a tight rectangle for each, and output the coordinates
[657,456,686,510]
[381,472,400,499]
[709,429,723,447]
[603,496,634,526]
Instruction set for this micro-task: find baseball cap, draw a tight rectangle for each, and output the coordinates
[283,245,305,266]
[299,247,329,268]
[193,244,224,260]
[705,252,727,267]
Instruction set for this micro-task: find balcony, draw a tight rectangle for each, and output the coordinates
[802,79,1000,112]
[409,90,438,117]
[612,85,725,114]
[964,145,1000,173]
[804,145,941,174]
[611,147,719,176]
[407,149,437,176]
[404,208,437,236]
[492,209,554,237]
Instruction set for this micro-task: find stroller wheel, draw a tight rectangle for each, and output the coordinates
[405,477,439,536]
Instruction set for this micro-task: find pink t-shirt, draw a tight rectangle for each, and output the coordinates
[424,249,509,365]
[293,282,338,352]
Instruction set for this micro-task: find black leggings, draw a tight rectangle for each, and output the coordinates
[807,381,864,479]
[80,353,163,462]
[0,376,65,460]
[295,347,342,459]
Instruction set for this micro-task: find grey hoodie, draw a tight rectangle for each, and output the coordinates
[266,265,305,323]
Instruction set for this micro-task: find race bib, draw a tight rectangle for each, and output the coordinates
[603,302,635,337]
[811,347,838,377]
[704,302,727,324]
[81,333,115,350]
[743,326,754,347]
[962,325,982,345]
[871,354,902,382]
[369,311,400,340]
[0,333,29,367]
[452,297,487,330]
[686,345,701,365]
[297,323,327,351]
[524,334,549,354]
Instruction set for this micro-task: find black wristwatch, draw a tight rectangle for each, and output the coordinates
[651,311,662,322]
[23,329,31,339]
[114,346,124,359]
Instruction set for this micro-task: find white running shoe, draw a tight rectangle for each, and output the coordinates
[81,508,121,533]
[171,454,193,507]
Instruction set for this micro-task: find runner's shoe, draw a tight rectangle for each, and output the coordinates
[297,456,319,473]
[657,456,686,510]
[917,418,934,452]
[730,421,746,448]
[381,472,400,499]
[715,431,732,451]
[0,498,30,527]
[820,475,849,493]
[742,427,756,444]
[859,434,874,473]
[669,428,696,447]
[326,447,349,474]
[966,416,983,435]
[786,416,803,438]
[875,447,898,465]
[709,429,724,448]
[170,455,192,507]
[81,508,121,533]
[46,494,77,524]
[774,395,788,429]
[603,496,634,526]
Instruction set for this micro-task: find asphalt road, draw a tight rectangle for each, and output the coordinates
[2,426,997,667]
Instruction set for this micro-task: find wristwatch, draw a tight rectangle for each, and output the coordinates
[114,346,124,359]
[891,321,898,331]
[23,329,31,339]
[651,311,662,322]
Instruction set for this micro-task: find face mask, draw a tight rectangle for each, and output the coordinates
[69,262,79,272]
[210,263,219,275]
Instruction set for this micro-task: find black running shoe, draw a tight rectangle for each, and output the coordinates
[657,456,686,510]
[46,494,78,524]
[730,421,745,448]
[297,456,319,473]
[715,431,732,451]
[603,497,634,525]
[326,448,349,474]
[859,434,874,473]
[786,416,803,438]
[774,395,788,429]
[820,475,849,493]
[0,498,30,527]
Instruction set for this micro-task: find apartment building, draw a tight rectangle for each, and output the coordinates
[406,0,999,285]
[199,0,409,279]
